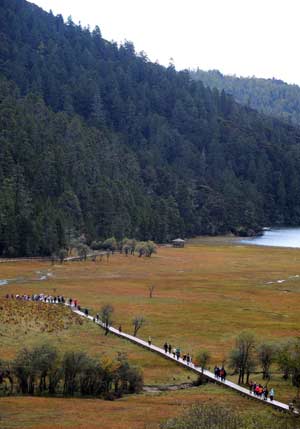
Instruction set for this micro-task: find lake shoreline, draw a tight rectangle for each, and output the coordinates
[187,227,300,249]
[241,227,300,249]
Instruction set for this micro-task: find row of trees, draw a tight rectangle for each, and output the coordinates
[198,332,300,396]
[229,332,300,391]
[53,237,157,263]
[91,237,157,257]
[0,344,143,398]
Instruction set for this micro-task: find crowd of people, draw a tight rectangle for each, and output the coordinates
[4,293,100,326]
[249,381,275,401]
[163,342,193,366]
[5,293,66,303]
[214,366,227,381]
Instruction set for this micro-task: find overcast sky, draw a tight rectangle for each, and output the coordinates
[31,0,300,85]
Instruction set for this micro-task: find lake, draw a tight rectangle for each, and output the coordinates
[242,227,300,248]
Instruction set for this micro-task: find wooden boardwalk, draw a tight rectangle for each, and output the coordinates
[66,304,297,414]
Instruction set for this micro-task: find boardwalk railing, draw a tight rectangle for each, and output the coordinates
[65,303,298,415]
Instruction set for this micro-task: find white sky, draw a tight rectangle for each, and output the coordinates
[31,0,300,85]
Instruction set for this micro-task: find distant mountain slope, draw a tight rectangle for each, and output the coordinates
[191,69,300,126]
[1,0,300,256]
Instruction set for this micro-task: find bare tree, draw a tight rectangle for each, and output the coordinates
[197,350,211,374]
[148,284,155,298]
[100,304,114,335]
[276,340,293,380]
[145,241,157,257]
[284,339,300,400]
[62,351,89,395]
[136,241,157,257]
[229,331,256,385]
[136,242,146,257]
[132,316,146,337]
[258,342,276,380]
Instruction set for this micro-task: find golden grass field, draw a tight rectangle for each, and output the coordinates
[0,385,277,429]
[1,239,300,427]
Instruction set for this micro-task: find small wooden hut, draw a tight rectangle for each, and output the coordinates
[172,238,185,248]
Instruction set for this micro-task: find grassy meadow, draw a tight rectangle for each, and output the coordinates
[1,240,300,427]
[0,385,287,429]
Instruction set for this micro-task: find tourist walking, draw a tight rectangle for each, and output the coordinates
[172,347,176,358]
[164,342,168,353]
[148,336,152,346]
[176,348,180,360]
[270,388,275,401]
[214,366,220,379]
[168,344,172,354]
[220,367,226,381]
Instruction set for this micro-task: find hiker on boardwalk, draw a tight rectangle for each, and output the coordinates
[148,336,152,346]
[214,366,220,379]
[96,313,99,322]
[220,367,226,381]
[263,386,269,400]
[186,354,190,365]
[172,347,176,358]
[256,384,263,397]
[270,388,275,401]
[176,348,180,360]
[249,380,254,394]
[164,342,168,353]
[119,325,122,332]
[84,308,88,316]
[168,344,172,354]
[254,384,260,396]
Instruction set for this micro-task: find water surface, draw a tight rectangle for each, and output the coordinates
[242,228,300,248]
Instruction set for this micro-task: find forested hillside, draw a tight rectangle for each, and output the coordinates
[1,0,300,256]
[192,69,300,126]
